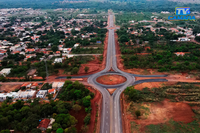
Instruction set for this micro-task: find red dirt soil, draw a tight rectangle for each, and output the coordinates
[96,74,127,85]
[122,95,195,133]
[86,86,102,133]
[70,107,87,133]
[107,88,117,95]
[133,82,167,91]
[69,85,102,133]
[78,56,101,75]
[135,99,195,131]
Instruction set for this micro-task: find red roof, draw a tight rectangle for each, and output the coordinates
[26,49,35,52]
[56,51,61,54]
[38,119,50,129]
[21,83,29,87]
[32,82,38,86]
[48,89,55,93]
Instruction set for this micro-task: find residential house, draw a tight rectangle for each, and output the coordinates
[175,52,185,56]
[47,118,55,129]
[31,82,38,89]
[48,89,56,94]
[58,45,64,51]
[36,90,47,98]
[37,119,50,131]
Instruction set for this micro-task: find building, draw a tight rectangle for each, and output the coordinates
[21,83,32,89]
[52,82,64,90]
[37,119,50,131]
[31,82,38,89]
[48,89,56,94]
[16,90,36,99]
[175,52,185,56]
[0,68,11,77]
[36,90,47,98]
[0,92,18,102]
[178,37,190,41]
[54,58,62,63]
[47,118,55,129]
[27,69,37,78]
[73,43,80,48]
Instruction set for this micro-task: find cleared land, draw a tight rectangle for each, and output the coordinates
[122,82,200,133]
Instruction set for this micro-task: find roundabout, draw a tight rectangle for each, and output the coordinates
[96,74,127,85]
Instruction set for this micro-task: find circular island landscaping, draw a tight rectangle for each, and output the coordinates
[96,74,127,85]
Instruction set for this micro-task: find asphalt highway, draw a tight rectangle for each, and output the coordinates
[56,13,168,133]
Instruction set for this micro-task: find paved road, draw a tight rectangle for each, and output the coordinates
[56,13,168,133]
[89,14,167,133]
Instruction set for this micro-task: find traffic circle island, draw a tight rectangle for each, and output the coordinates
[96,74,127,85]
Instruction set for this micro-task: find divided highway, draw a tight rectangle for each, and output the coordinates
[57,13,168,133]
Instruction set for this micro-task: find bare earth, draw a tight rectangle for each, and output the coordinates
[96,75,127,85]
[122,95,195,133]
[0,84,22,92]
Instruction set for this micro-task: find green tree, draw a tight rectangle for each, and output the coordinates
[119,35,129,43]
[135,110,141,119]
[72,104,81,112]
[51,45,58,52]
[81,125,89,133]
[84,113,91,125]
[56,128,64,133]
[71,67,79,75]
[124,86,141,102]
[47,94,53,100]
[46,129,51,133]
[52,123,61,131]
[41,72,46,80]
[22,126,29,133]
[84,66,89,73]
[31,128,41,133]
[0,129,10,133]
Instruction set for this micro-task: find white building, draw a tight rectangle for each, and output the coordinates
[0,90,36,101]
[47,118,55,129]
[16,90,36,99]
[36,90,47,98]
[161,11,170,14]
[73,43,80,48]
[0,68,11,77]
[52,82,64,90]
[54,58,62,63]
[0,92,18,101]
[178,37,190,41]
